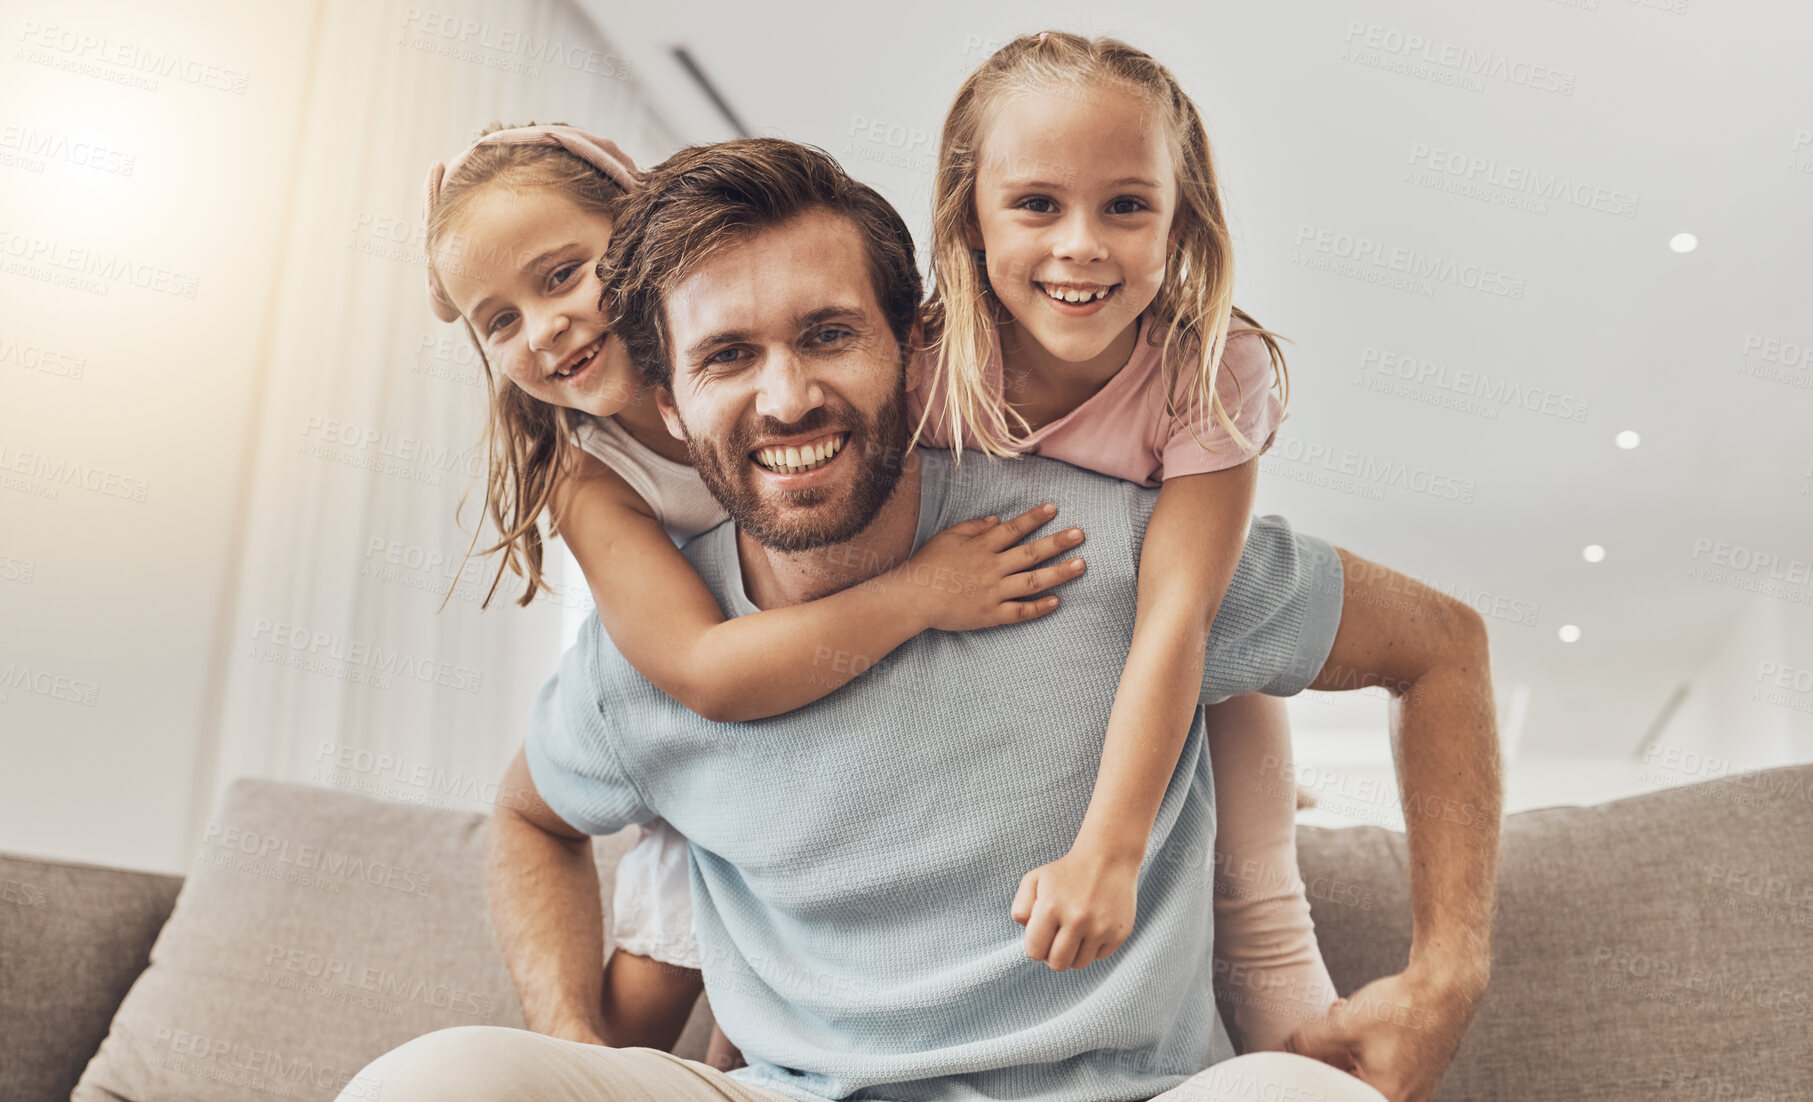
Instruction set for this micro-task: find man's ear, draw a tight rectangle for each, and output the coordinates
[653,385,685,441]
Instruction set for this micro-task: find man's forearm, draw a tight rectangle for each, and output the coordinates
[485,806,608,1040]
[1391,655,1503,997]
[1310,551,1505,1007]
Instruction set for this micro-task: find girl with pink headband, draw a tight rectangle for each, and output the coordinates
[421,123,1089,1068]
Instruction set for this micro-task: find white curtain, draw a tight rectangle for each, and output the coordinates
[198,0,678,831]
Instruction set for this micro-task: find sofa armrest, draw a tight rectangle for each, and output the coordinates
[0,852,183,1102]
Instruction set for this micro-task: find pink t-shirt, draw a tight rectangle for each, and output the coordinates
[908,313,1285,488]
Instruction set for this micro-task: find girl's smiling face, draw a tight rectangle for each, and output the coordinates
[969,83,1177,366]
[435,184,638,417]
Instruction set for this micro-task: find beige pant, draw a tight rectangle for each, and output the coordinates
[337,1027,1386,1102]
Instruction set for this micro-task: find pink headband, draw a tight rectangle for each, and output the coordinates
[421,124,640,322]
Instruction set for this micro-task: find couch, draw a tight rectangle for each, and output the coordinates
[3,766,1809,1102]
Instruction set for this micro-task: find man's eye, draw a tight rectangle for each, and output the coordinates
[1108,197,1147,216]
[807,327,849,348]
[1018,196,1057,214]
[705,347,744,366]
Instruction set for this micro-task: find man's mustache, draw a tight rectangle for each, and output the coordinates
[730,408,852,454]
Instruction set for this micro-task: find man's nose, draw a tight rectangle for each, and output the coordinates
[754,349,825,425]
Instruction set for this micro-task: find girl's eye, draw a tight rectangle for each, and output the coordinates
[486,310,518,336]
[550,261,582,288]
[1017,196,1057,215]
[1108,197,1146,216]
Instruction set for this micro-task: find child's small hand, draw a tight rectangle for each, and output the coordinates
[905,503,1085,632]
[1010,847,1140,971]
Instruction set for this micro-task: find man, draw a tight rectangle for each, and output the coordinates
[346,140,1500,1102]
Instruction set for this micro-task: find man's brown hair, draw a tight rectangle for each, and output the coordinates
[599,138,922,390]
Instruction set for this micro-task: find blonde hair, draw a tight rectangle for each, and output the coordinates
[424,122,629,608]
[918,31,1290,462]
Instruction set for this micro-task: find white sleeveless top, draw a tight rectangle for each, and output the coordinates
[573,414,728,545]
[573,414,722,967]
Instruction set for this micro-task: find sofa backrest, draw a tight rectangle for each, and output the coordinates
[0,853,183,1102]
[1298,765,1813,1100]
[9,764,1808,1102]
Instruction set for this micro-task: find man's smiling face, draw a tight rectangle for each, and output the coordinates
[654,207,913,552]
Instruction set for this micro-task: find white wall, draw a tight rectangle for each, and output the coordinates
[0,0,316,872]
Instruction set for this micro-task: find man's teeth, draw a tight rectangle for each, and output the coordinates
[1041,284,1113,304]
[754,434,846,474]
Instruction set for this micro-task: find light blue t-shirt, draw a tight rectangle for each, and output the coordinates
[527,446,1343,1102]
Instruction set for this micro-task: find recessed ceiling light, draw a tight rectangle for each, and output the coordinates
[1669,233,1698,253]
[1616,430,1642,450]
[1558,624,1582,643]
[1583,545,1606,563]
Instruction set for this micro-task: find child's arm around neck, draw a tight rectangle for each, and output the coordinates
[552,448,1087,722]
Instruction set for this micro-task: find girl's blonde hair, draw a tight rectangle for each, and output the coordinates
[424,122,630,608]
[918,31,1290,462]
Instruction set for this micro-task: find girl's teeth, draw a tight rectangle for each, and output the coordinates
[1044,285,1109,304]
[555,343,598,379]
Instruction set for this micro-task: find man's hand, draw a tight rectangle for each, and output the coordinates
[1282,966,1487,1102]
[1010,847,1140,971]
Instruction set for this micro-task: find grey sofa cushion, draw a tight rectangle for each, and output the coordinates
[1296,765,1813,1101]
[72,778,639,1102]
[0,853,182,1102]
[59,765,1813,1102]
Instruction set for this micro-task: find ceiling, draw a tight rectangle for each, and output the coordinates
[574,0,1813,757]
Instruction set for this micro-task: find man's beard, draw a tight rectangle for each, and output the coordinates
[677,384,912,553]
